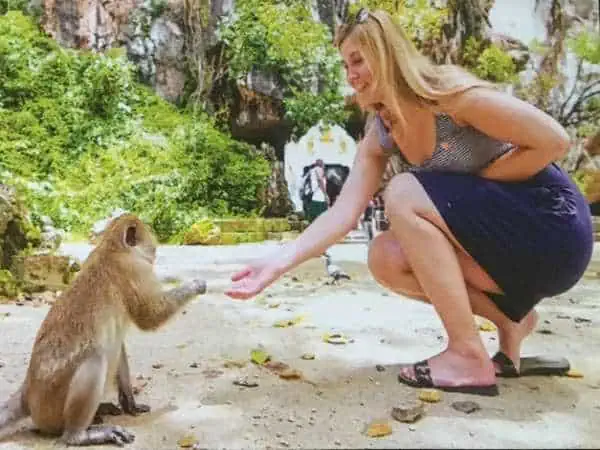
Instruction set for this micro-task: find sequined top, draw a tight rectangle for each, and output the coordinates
[374,112,515,174]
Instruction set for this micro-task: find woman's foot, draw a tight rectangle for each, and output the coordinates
[494,309,539,374]
[397,343,497,395]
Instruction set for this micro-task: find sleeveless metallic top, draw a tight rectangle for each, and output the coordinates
[374,113,515,174]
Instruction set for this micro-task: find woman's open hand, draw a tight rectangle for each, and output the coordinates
[225,257,284,300]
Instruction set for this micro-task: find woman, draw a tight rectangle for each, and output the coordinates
[225,9,594,396]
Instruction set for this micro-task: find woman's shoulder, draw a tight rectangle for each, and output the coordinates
[433,86,503,127]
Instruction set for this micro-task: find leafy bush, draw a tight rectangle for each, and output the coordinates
[0,12,271,242]
[218,0,349,136]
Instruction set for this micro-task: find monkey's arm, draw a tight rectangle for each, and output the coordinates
[128,279,206,331]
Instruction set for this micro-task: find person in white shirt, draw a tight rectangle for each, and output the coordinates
[304,159,329,222]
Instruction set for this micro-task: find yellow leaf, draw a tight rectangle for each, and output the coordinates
[479,320,497,332]
[366,421,392,437]
[567,369,584,378]
[273,315,304,328]
[323,332,348,344]
[250,349,271,365]
[177,434,198,448]
[418,389,442,403]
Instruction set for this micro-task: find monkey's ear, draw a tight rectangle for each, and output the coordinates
[124,225,137,247]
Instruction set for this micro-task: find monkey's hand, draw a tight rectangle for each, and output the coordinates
[189,279,207,296]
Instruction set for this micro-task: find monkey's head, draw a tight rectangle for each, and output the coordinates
[99,213,158,264]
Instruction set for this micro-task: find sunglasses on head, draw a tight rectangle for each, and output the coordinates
[346,7,383,28]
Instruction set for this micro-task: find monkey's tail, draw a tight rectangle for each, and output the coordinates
[0,386,29,430]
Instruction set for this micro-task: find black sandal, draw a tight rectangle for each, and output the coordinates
[397,359,499,397]
[493,351,570,378]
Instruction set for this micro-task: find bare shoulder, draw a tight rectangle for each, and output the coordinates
[440,87,536,126]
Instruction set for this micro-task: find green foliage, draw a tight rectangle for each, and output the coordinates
[219,0,348,135]
[462,37,518,83]
[568,31,600,64]
[0,0,29,15]
[0,12,271,242]
[471,44,517,83]
[349,0,447,48]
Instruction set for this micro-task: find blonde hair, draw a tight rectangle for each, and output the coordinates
[334,9,494,124]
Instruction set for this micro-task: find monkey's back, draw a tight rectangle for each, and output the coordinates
[23,251,133,431]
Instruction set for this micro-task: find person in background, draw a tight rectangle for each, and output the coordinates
[304,159,329,223]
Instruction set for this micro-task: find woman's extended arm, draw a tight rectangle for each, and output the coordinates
[277,125,388,272]
[225,124,388,300]
[449,87,571,182]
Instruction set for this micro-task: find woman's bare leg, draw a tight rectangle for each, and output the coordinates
[379,173,533,387]
[368,231,538,374]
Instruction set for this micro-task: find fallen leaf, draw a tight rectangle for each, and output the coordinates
[273,315,304,328]
[223,360,247,369]
[301,353,315,360]
[152,363,164,369]
[265,360,290,372]
[418,389,442,403]
[250,349,271,365]
[268,302,281,308]
[478,321,497,332]
[201,368,224,379]
[176,344,187,350]
[177,435,199,448]
[279,369,303,380]
[365,421,392,437]
[323,332,349,345]
[567,369,584,378]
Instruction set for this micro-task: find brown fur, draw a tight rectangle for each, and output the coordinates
[0,214,206,446]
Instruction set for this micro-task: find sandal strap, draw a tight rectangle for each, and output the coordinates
[413,359,433,386]
[492,351,516,369]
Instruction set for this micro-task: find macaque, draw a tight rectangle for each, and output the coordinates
[0,214,206,446]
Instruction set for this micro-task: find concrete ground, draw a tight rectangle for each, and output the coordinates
[0,241,598,449]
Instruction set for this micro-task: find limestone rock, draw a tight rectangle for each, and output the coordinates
[10,254,80,293]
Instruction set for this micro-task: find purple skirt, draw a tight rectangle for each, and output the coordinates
[412,163,594,322]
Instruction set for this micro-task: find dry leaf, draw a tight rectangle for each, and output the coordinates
[223,359,247,369]
[176,344,187,350]
[273,315,304,328]
[279,369,303,380]
[366,421,392,437]
[323,332,348,345]
[268,302,281,308]
[301,353,315,360]
[177,435,199,448]
[265,360,290,372]
[418,389,442,403]
[567,369,584,378]
[478,321,497,332]
[250,349,271,365]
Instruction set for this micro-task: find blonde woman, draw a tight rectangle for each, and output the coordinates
[226,9,593,396]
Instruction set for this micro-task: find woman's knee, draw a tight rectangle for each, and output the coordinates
[383,173,435,223]
[367,231,410,281]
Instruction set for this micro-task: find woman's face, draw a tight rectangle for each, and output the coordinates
[340,38,377,107]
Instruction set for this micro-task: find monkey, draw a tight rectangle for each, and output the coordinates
[0,213,206,446]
